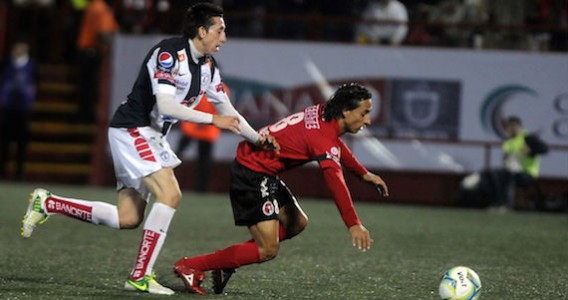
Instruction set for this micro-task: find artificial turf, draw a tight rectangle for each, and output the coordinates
[1,182,566,299]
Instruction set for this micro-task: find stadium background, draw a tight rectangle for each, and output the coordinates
[1,1,567,299]
[1,0,567,206]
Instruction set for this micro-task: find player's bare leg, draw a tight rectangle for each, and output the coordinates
[248,198,310,259]
[210,220,281,294]
[143,167,182,208]
[209,201,308,294]
[125,167,181,295]
[116,188,146,229]
[175,220,278,294]
[176,199,308,294]
[278,199,309,240]
[249,220,280,261]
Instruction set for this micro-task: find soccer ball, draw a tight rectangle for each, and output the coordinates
[439,266,482,300]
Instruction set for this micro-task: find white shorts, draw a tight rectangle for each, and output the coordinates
[108,127,181,201]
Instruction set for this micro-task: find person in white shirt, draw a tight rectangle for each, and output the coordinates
[357,0,409,45]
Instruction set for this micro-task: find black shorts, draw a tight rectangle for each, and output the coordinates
[230,160,295,226]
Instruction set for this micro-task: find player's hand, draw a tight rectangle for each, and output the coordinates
[213,115,240,134]
[256,134,281,153]
[362,172,389,197]
[349,224,373,252]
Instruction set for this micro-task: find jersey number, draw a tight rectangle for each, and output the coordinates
[260,112,304,134]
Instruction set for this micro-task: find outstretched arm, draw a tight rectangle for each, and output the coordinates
[321,165,373,252]
[205,68,280,151]
[156,93,213,123]
[156,93,242,134]
[214,101,280,152]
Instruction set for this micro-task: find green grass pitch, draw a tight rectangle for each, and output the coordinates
[1,182,567,299]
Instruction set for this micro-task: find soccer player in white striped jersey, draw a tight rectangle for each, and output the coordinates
[20,2,278,295]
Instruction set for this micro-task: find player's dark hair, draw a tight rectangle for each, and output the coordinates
[182,3,224,39]
[323,83,371,121]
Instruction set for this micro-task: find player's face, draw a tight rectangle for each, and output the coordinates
[200,17,227,55]
[342,99,372,134]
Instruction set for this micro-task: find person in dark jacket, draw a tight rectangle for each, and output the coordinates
[0,39,36,180]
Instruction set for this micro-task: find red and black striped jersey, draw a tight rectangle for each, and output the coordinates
[236,104,369,228]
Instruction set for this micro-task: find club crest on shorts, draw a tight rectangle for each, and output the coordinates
[160,151,170,162]
[262,200,276,216]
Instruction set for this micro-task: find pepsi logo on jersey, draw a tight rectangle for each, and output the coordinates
[158,52,174,68]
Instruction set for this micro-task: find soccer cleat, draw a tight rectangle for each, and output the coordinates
[173,263,207,295]
[212,268,235,294]
[124,273,175,295]
[21,188,50,238]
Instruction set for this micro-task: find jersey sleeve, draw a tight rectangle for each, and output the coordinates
[312,137,361,228]
[338,139,368,177]
[207,63,260,143]
[151,46,177,96]
[320,162,361,228]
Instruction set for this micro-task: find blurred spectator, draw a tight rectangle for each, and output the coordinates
[151,0,173,34]
[10,0,57,62]
[318,0,366,42]
[458,116,549,211]
[222,0,265,38]
[356,0,409,46]
[526,0,568,52]
[117,0,154,34]
[76,0,118,122]
[525,0,553,51]
[549,0,568,51]
[485,0,533,49]
[426,0,467,47]
[0,39,37,180]
[268,0,317,40]
[59,0,89,61]
[462,0,489,48]
[463,0,488,22]
[487,116,548,211]
[77,0,118,53]
[405,1,434,46]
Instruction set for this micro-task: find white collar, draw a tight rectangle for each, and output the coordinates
[188,39,204,64]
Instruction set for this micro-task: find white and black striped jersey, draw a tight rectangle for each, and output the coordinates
[109,37,230,132]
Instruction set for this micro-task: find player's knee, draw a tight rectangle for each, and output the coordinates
[287,215,308,238]
[258,243,280,262]
[158,189,182,208]
[118,211,143,229]
[297,215,308,232]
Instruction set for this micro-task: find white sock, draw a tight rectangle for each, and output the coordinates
[130,202,176,281]
[43,193,120,229]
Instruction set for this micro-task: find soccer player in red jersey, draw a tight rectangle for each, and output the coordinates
[174,83,389,294]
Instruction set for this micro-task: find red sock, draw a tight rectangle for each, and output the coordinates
[180,225,288,271]
[179,240,260,271]
[278,224,287,241]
